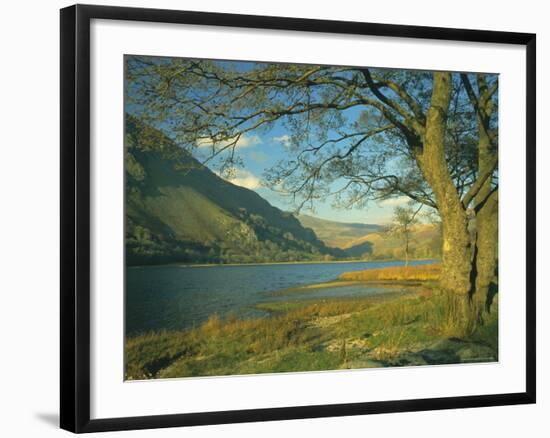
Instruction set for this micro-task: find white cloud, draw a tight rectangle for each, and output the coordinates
[197,134,262,149]
[236,135,262,148]
[272,134,291,147]
[378,196,410,207]
[220,169,262,190]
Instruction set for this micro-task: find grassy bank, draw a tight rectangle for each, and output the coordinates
[272,264,440,296]
[125,280,497,380]
[338,264,440,282]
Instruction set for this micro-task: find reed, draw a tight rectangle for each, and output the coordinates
[338,264,440,282]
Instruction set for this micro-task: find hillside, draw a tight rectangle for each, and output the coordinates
[344,223,442,260]
[125,116,339,265]
[297,214,381,249]
[296,210,440,261]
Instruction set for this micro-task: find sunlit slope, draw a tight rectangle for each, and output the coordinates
[343,223,442,260]
[297,214,380,249]
[297,213,441,260]
[125,116,336,265]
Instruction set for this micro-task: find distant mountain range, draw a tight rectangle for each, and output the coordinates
[296,214,381,249]
[345,223,441,260]
[125,116,341,265]
[297,214,441,260]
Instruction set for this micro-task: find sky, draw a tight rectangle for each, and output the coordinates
[126,57,435,225]
[194,122,408,225]
[184,58,411,224]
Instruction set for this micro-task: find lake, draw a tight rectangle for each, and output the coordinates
[126,259,435,335]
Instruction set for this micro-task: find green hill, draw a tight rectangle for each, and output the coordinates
[125,116,337,265]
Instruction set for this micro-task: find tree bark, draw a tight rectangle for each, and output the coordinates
[415,72,474,335]
[473,191,498,318]
[469,73,499,322]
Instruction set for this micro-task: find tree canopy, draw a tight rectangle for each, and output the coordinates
[126,57,497,214]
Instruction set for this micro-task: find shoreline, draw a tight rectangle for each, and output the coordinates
[272,279,428,296]
[127,258,439,269]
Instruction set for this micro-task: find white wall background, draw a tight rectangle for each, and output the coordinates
[0,0,546,436]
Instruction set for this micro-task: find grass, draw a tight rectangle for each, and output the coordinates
[125,280,497,380]
[338,264,440,282]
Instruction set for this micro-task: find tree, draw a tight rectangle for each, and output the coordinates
[125,57,498,334]
[460,74,499,323]
[388,204,422,267]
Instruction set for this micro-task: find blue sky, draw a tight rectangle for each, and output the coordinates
[189,58,409,224]
[194,121,407,225]
[126,57,419,225]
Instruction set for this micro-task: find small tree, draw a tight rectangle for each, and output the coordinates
[388,204,422,267]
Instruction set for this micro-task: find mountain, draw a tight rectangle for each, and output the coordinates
[125,116,339,265]
[296,214,381,249]
[343,223,442,260]
[296,213,441,260]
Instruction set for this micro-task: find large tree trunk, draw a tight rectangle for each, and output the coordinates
[440,209,472,296]
[416,72,474,335]
[438,199,474,334]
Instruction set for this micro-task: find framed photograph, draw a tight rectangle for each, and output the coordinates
[60,4,536,433]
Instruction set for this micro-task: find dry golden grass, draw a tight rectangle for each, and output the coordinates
[125,285,498,379]
[338,264,440,282]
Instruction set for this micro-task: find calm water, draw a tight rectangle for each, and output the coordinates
[126,259,434,335]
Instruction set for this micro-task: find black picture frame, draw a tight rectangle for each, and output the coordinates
[60,4,536,433]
